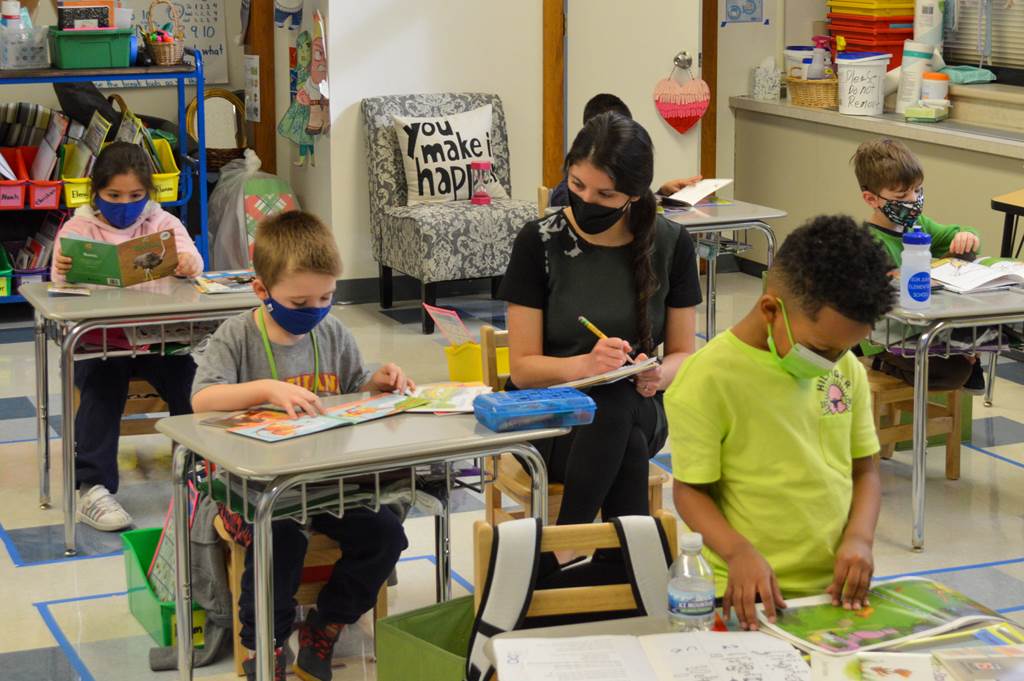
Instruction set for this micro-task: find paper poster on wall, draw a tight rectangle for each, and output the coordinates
[721,0,767,26]
[245,54,260,122]
[97,0,228,87]
[277,10,328,167]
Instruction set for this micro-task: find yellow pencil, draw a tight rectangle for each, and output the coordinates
[578,316,634,364]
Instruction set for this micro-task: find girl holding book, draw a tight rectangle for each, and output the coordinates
[50,142,204,532]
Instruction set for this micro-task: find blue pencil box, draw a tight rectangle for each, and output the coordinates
[473,388,596,433]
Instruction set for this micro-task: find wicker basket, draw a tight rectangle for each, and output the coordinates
[143,0,185,66]
[786,77,838,109]
[186,88,248,171]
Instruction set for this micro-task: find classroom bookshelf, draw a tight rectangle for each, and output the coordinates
[0,47,209,304]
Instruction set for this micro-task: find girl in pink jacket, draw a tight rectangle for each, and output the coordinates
[51,142,204,532]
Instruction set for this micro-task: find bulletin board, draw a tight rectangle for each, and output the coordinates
[97,0,228,87]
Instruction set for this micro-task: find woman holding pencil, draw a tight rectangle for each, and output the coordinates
[499,112,701,551]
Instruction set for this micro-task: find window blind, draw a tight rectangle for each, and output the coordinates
[943,3,1024,69]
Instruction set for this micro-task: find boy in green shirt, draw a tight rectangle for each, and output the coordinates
[853,138,982,392]
[665,215,894,631]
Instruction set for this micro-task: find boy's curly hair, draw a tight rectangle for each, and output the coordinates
[772,215,895,325]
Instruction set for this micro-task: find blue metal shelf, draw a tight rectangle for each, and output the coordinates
[0,47,209,266]
[0,294,25,304]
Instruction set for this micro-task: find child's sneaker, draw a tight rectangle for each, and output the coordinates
[77,484,133,531]
[242,647,287,681]
[295,608,343,681]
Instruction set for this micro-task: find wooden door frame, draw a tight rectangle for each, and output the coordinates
[244,0,276,173]
[700,0,718,177]
[542,0,566,188]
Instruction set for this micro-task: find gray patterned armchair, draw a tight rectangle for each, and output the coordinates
[361,93,537,333]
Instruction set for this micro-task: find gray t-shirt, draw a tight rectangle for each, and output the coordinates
[191,310,371,399]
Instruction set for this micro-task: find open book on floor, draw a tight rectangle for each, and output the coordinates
[758,577,1006,656]
[931,258,1024,294]
[493,630,809,681]
[554,356,660,390]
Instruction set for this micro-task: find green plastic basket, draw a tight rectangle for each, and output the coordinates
[0,245,12,298]
[375,596,475,681]
[122,527,206,648]
[49,27,132,69]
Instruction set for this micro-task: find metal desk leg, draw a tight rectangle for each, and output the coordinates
[253,483,281,681]
[35,314,50,508]
[912,323,943,551]
[172,446,194,681]
[60,323,90,556]
[510,444,549,525]
[705,234,719,339]
[1000,212,1016,258]
[984,351,998,408]
[434,462,452,602]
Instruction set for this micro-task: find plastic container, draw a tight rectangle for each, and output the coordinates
[122,528,206,648]
[668,532,716,632]
[18,147,61,209]
[900,227,932,310]
[784,46,813,78]
[0,147,26,209]
[13,266,48,287]
[895,38,935,113]
[808,35,832,79]
[49,26,132,69]
[921,71,949,100]
[444,341,509,383]
[61,137,180,207]
[473,387,596,433]
[1,1,20,29]
[1,26,49,69]
[376,596,475,681]
[837,51,892,115]
[0,245,12,297]
[828,12,915,31]
[827,0,916,15]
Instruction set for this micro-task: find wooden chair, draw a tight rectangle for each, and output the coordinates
[479,325,670,525]
[214,516,389,676]
[537,185,550,217]
[72,379,167,436]
[863,358,963,480]
[473,509,679,616]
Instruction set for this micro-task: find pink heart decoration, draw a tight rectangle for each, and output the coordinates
[653,77,711,134]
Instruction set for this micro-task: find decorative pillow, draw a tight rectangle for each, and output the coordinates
[392,104,508,205]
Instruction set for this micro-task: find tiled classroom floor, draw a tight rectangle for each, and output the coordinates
[2,272,1024,680]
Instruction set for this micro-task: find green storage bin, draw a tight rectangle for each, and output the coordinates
[895,390,973,450]
[376,596,475,681]
[49,27,132,69]
[122,527,206,648]
[0,246,12,297]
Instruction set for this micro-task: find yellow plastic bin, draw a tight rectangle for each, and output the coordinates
[445,342,509,383]
[62,138,181,207]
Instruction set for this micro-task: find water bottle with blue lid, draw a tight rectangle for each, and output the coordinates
[901,226,932,310]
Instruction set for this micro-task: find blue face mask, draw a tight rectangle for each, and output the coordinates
[264,295,331,336]
[94,195,149,229]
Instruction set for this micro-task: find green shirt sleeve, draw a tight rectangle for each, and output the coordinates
[918,214,979,258]
[665,362,725,485]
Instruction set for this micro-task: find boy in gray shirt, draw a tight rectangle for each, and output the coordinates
[192,211,413,681]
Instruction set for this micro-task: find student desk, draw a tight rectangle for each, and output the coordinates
[665,201,786,338]
[992,188,1024,257]
[157,404,565,681]
[20,280,259,556]
[887,287,1024,550]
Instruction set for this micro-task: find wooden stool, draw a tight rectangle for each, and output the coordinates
[72,379,168,436]
[213,515,389,676]
[864,361,963,480]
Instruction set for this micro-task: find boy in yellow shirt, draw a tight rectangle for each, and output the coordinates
[665,215,894,631]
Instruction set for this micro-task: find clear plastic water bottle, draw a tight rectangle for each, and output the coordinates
[900,226,932,310]
[668,532,716,631]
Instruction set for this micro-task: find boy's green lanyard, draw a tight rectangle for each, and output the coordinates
[258,308,320,393]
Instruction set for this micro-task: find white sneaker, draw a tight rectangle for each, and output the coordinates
[77,484,133,531]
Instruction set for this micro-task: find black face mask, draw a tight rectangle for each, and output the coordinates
[568,189,630,235]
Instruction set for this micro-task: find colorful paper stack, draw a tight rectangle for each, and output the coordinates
[827,0,915,70]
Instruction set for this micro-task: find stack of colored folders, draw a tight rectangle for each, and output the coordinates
[827,0,915,70]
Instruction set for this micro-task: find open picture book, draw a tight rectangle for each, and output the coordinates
[493,630,809,681]
[61,229,178,287]
[192,270,255,294]
[759,577,1006,656]
[930,258,1024,294]
[405,382,492,413]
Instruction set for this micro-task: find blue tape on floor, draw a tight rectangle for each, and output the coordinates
[964,443,1024,470]
[876,555,1024,581]
[33,601,98,681]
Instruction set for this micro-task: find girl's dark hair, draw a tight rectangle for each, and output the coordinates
[90,141,156,198]
[564,112,658,354]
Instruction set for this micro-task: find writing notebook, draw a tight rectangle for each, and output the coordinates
[554,356,660,390]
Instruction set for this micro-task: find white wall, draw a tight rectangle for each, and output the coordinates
[8,2,244,122]
[566,0,701,192]
[319,0,543,281]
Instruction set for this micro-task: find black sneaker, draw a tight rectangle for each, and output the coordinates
[295,608,343,681]
[242,646,287,681]
[964,360,986,395]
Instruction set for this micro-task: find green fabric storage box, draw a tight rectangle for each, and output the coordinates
[122,527,206,648]
[376,596,475,681]
[49,27,132,69]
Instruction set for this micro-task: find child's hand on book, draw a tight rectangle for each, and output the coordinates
[632,352,662,397]
[55,254,72,276]
[258,379,325,419]
[949,232,980,255]
[585,337,631,376]
[658,175,702,196]
[827,534,873,610]
[724,544,787,630]
[367,363,416,394]
[175,252,204,278]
